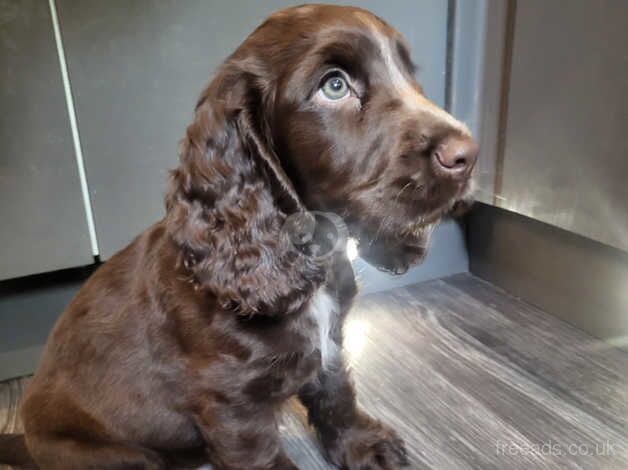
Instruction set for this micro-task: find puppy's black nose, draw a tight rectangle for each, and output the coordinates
[431,135,478,177]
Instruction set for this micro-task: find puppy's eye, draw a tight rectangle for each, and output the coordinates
[320,75,349,101]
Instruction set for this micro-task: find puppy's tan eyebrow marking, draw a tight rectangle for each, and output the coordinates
[354,11,471,136]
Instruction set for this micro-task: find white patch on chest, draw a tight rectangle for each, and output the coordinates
[308,289,340,370]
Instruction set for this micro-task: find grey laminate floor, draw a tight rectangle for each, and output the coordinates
[1,274,627,469]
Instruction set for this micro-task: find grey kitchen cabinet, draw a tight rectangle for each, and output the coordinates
[0,0,94,280]
[497,0,628,252]
[56,0,451,259]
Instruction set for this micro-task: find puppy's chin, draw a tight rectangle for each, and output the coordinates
[356,219,440,275]
[357,192,474,274]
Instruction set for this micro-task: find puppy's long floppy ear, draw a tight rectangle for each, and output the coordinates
[165,60,324,316]
[239,98,304,214]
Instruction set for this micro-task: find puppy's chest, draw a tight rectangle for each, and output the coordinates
[252,288,341,367]
[240,289,341,401]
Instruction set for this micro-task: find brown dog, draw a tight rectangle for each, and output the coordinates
[1,5,477,469]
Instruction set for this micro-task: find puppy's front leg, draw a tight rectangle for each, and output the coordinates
[299,364,409,469]
[194,403,298,470]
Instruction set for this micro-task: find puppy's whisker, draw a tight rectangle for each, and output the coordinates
[373,212,392,243]
[394,182,413,203]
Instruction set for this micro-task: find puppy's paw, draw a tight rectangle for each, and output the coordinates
[326,415,409,469]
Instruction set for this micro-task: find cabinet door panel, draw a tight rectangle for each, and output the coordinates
[501,0,628,252]
[0,0,93,280]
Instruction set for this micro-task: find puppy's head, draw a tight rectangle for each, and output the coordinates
[167,5,478,314]
[260,6,477,272]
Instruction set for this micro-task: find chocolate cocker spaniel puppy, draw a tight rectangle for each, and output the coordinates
[1,5,477,469]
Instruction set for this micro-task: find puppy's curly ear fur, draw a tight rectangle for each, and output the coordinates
[165,60,325,316]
